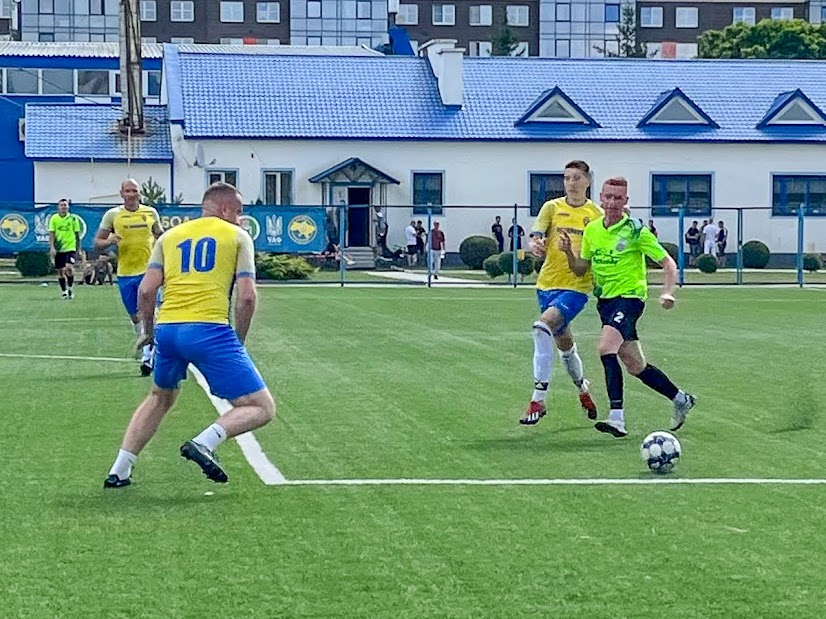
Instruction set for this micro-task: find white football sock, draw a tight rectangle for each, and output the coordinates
[193,423,227,452]
[559,343,585,389]
[532,321,554,402]
[141,344,152,364]
[608,409,625,424]
[109,449,136,480]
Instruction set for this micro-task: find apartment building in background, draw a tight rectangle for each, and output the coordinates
[636,0,818,59]
[5,0,826,57]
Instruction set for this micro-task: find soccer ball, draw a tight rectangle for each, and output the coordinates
[641,431,681,474]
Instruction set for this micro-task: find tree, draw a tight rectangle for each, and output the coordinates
[491,26,522,56]
[594,5,652,58]
[140,177,183,207]
[698,19,826,59]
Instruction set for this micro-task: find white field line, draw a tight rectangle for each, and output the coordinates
[11,352,826,488]
[277,478,826,487]
[188,365,287,485]
[0,352,134,363]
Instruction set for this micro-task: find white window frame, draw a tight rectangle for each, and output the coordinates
[0,0,10,19]
[307,0,321,18]
[469,41,492,56]
[469,5,492,26]
[170,0,194,22]
[675,7,698,28]
[261,170,294,205]
[732,7,755,24]
[256,1,280,23]
[506,5,529,26]
[220,1,244,22]
[640,6,663,27]
[771,7,793,19]
[432,4,455,25]
[207,169,239,188]
[396,4,418,24]
[140,0,156,21]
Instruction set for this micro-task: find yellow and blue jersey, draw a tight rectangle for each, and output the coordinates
[532,197,603,294]
[100,205,160,277]
[148,216,256,325]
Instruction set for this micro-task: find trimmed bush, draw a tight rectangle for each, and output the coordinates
[803,253,823,272]
[255,253,315,280]
[646,241,680,269]
[483,254,503,278]
[459,235,498,269]
[696,254,718,273]
[742,240,770,269]
[534,253,543,273]
[518,253,535,276]
[16,251,52,277]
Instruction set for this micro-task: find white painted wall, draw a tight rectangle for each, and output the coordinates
[34,162,171,205]
[170,138,826,253]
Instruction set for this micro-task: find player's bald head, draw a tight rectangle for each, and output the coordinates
[202,182,243,223]
[121,178,139,191]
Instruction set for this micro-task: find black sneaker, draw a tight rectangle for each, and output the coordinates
[103,474,131,489]
[140,362,152,377]
[594,419,628,438]
[180,440,228,483]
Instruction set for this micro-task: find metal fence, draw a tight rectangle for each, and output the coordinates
[1,201,822,287]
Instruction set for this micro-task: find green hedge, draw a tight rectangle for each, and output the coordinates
[255,253,315,280]
[16,252,52,277]
[742,240,770,269]
[459,235,499,269]
[803,253,822,272]
[696,254,718,273]
[647,242,679,269]
[483,254,503,278]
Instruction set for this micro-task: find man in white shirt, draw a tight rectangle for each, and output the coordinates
[702,219,717,256]
[405,220,418,267]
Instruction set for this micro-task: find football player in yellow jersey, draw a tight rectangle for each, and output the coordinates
[520,160,603,426]
[95,179,163,376]
[104,182,275,488]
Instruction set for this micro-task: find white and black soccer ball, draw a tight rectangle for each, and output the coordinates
[641,431,681,474]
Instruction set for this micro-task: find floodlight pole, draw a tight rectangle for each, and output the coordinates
[119,0,144,134]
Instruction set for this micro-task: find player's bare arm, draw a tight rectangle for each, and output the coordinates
[95,227,120,249]
[151,221,163,239]
[48,231,56,260]
[234,277,257,344]
[136,268,163,350]
[657,254,678,309]
[558,230,590,277]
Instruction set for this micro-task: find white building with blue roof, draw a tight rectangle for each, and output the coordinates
[157,40,826,255]
[25,40,826,256]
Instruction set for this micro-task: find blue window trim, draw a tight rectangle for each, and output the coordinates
[650,173,713,217]
[771,174,826,216]
[411,170,444,216]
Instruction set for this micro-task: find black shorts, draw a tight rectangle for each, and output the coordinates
[597,297,645,341]
[406,244,417,255]
[55,251,76,269]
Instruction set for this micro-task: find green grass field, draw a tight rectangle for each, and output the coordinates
[3,283,826,618]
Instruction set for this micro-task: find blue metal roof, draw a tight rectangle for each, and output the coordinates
[169,51,826,142]
[25,104,173,161]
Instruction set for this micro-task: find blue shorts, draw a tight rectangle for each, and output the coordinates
[536,289,589,334]
[117,275,144,316]
[118,275,163,316]
[153,323,266,401]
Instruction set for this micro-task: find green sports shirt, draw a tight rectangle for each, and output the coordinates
[581,215,667,300]
[48,213,81,253]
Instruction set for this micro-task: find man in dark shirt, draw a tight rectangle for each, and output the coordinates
[491,216,504,252]
[684,220,701,266]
